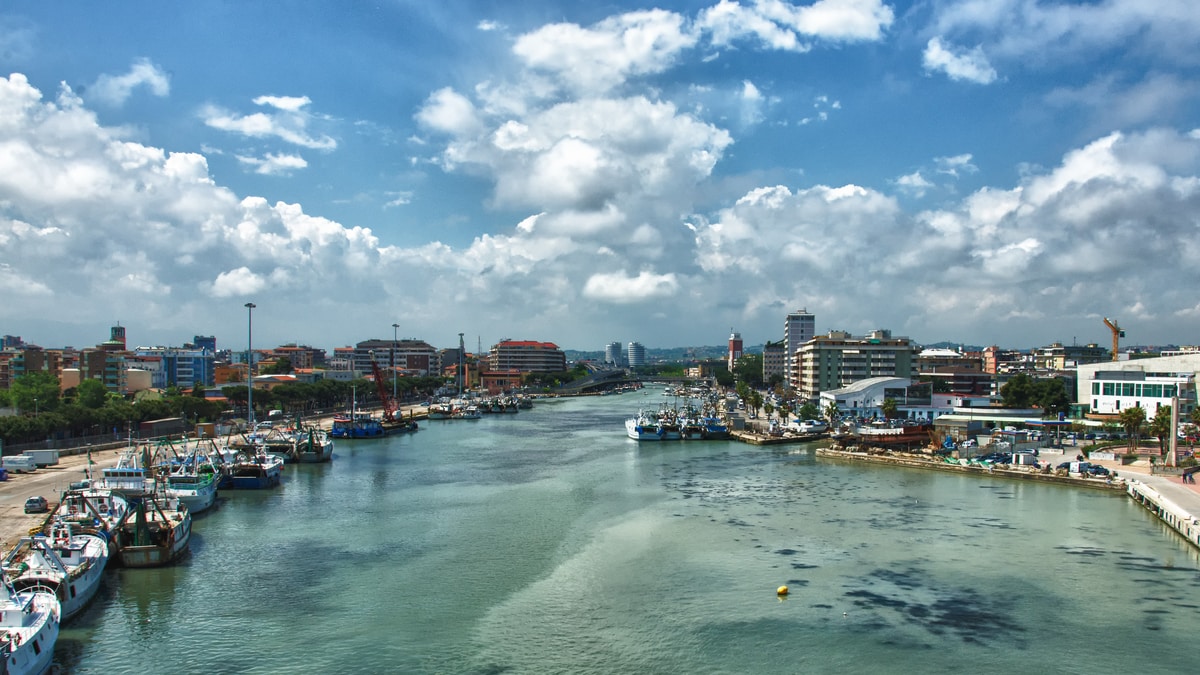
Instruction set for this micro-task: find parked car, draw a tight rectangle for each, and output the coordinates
[1087,465,1111,477]
[23,496,49,514]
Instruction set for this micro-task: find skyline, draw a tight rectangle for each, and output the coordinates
[1,1,1199,352]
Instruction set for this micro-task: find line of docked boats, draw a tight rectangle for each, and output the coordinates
[625,402,730,441]
[0,421,336,675]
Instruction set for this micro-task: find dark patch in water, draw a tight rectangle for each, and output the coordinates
[791,563,819,570]
[786,579,810,587]
[774,548,799,556]
[811,603,833,609]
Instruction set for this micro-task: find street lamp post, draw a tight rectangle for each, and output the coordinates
[245,302,256,429]
[33,396,38,416]
[392,323,399,411]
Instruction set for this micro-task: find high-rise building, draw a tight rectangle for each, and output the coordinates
[489,339,566,373]
[796,329,918,400]
[727,330,743,373]
[762,339,786,383]
[605,341,624,366]
[627,342,645,368]
[784,309,815,388]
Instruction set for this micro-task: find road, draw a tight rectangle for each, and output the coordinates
[0,447,123,554]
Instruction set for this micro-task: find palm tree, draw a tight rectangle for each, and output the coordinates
[1149,405,1172,459]
[824,401,840,426]
[880,398,898,422]
[1119,405,1147,454]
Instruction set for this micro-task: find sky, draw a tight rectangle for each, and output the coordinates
[1,1,1199,354]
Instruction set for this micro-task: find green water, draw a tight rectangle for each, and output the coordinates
[54,390,1200,673]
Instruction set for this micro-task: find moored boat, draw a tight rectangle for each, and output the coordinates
[0,578,59,675]
[329,413,386,439]
[294,426,335,463]
[113,494,191,568]
[224,450,284,489]
[3,519,109,623]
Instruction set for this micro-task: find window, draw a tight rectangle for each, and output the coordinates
[1122,383,1135,397]
[1092,382,1099,395]
[1103,382,1115,396]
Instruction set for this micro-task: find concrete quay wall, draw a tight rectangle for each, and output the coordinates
[1127,480,1200,550]
[813,447,1126,492]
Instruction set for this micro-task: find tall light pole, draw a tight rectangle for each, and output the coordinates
[245,302,256,429]
[392,323,399,414]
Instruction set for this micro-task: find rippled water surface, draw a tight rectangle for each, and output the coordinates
[57,389,1200,674]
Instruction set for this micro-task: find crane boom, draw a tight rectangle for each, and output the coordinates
[1102,317,1124,361]
[371,360,398,420]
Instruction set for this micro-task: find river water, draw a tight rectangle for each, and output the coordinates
[55,388,1199,674]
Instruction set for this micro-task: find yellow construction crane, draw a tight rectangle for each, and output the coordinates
[1103,317,1124,361]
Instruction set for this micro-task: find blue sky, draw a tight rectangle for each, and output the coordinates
[1,0,1199,353]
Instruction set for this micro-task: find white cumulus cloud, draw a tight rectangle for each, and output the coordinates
[923,37,997,84]
[88,58,170,106]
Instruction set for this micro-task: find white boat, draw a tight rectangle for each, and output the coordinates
[3,519,109,622]
[163,454,220,515]
[294,426,334,463]
[55,487,130,538]
[94,445,155,497]
[113,494,192,568]
[0,576,59,675]
[452,405,482,420]
[626,410,674,440]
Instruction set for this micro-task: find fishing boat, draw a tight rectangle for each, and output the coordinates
[452,404,482,420]
[426,401,453,420]
[294,426,334,463]
[224,449,284,489]
[0,576,59,675]
[94,445,155,497]
[162,449,220,514]
[701,416,730,440]
[3,519,109,622]
[54,487,130,540]
[329,413,386,439]
[626,410,668,440]
[113,494,191,568]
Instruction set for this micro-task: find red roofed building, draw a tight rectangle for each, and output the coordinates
[488,339,566,373]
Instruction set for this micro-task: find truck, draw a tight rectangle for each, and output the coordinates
[23,449,60,467]
[1,455,37,473]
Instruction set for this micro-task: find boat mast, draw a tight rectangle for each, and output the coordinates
[245,302,256,432]
[458,332,465,396]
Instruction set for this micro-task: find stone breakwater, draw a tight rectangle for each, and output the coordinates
[815,447,1127,492]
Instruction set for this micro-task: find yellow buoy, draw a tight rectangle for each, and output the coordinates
[776,585,789,596]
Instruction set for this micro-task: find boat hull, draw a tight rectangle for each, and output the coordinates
[0,590,59,675]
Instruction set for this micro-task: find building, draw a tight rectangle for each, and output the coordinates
[796,329,918,401]
[605,341,624,366]
[270,344,324,370]
[627,342,646,368]
[1076,353,1200,418]
[784,309,815,389]
[132,346,216,390]
[489,339,566,373]
[916,347,990,396]
[762,339,786,384]
[727,331,743,373]
[818,377,927,420]
[982,346,1025,375]
[353,338,440,377]
[1035,342,1109,370]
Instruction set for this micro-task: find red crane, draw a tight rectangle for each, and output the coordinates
[371,360,398,421]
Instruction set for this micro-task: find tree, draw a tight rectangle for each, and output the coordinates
[999,373,1035,408]
[880,398,898,421]
[76,379,109,409]
[1034,379,1071,417]
[9,371,61,414]
[748,390,763,420]
[1119,406,1147,454]
[1150,405,1173,458]
[798,402,819,421]
[733,353,764,388]
[824,401,840,425]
